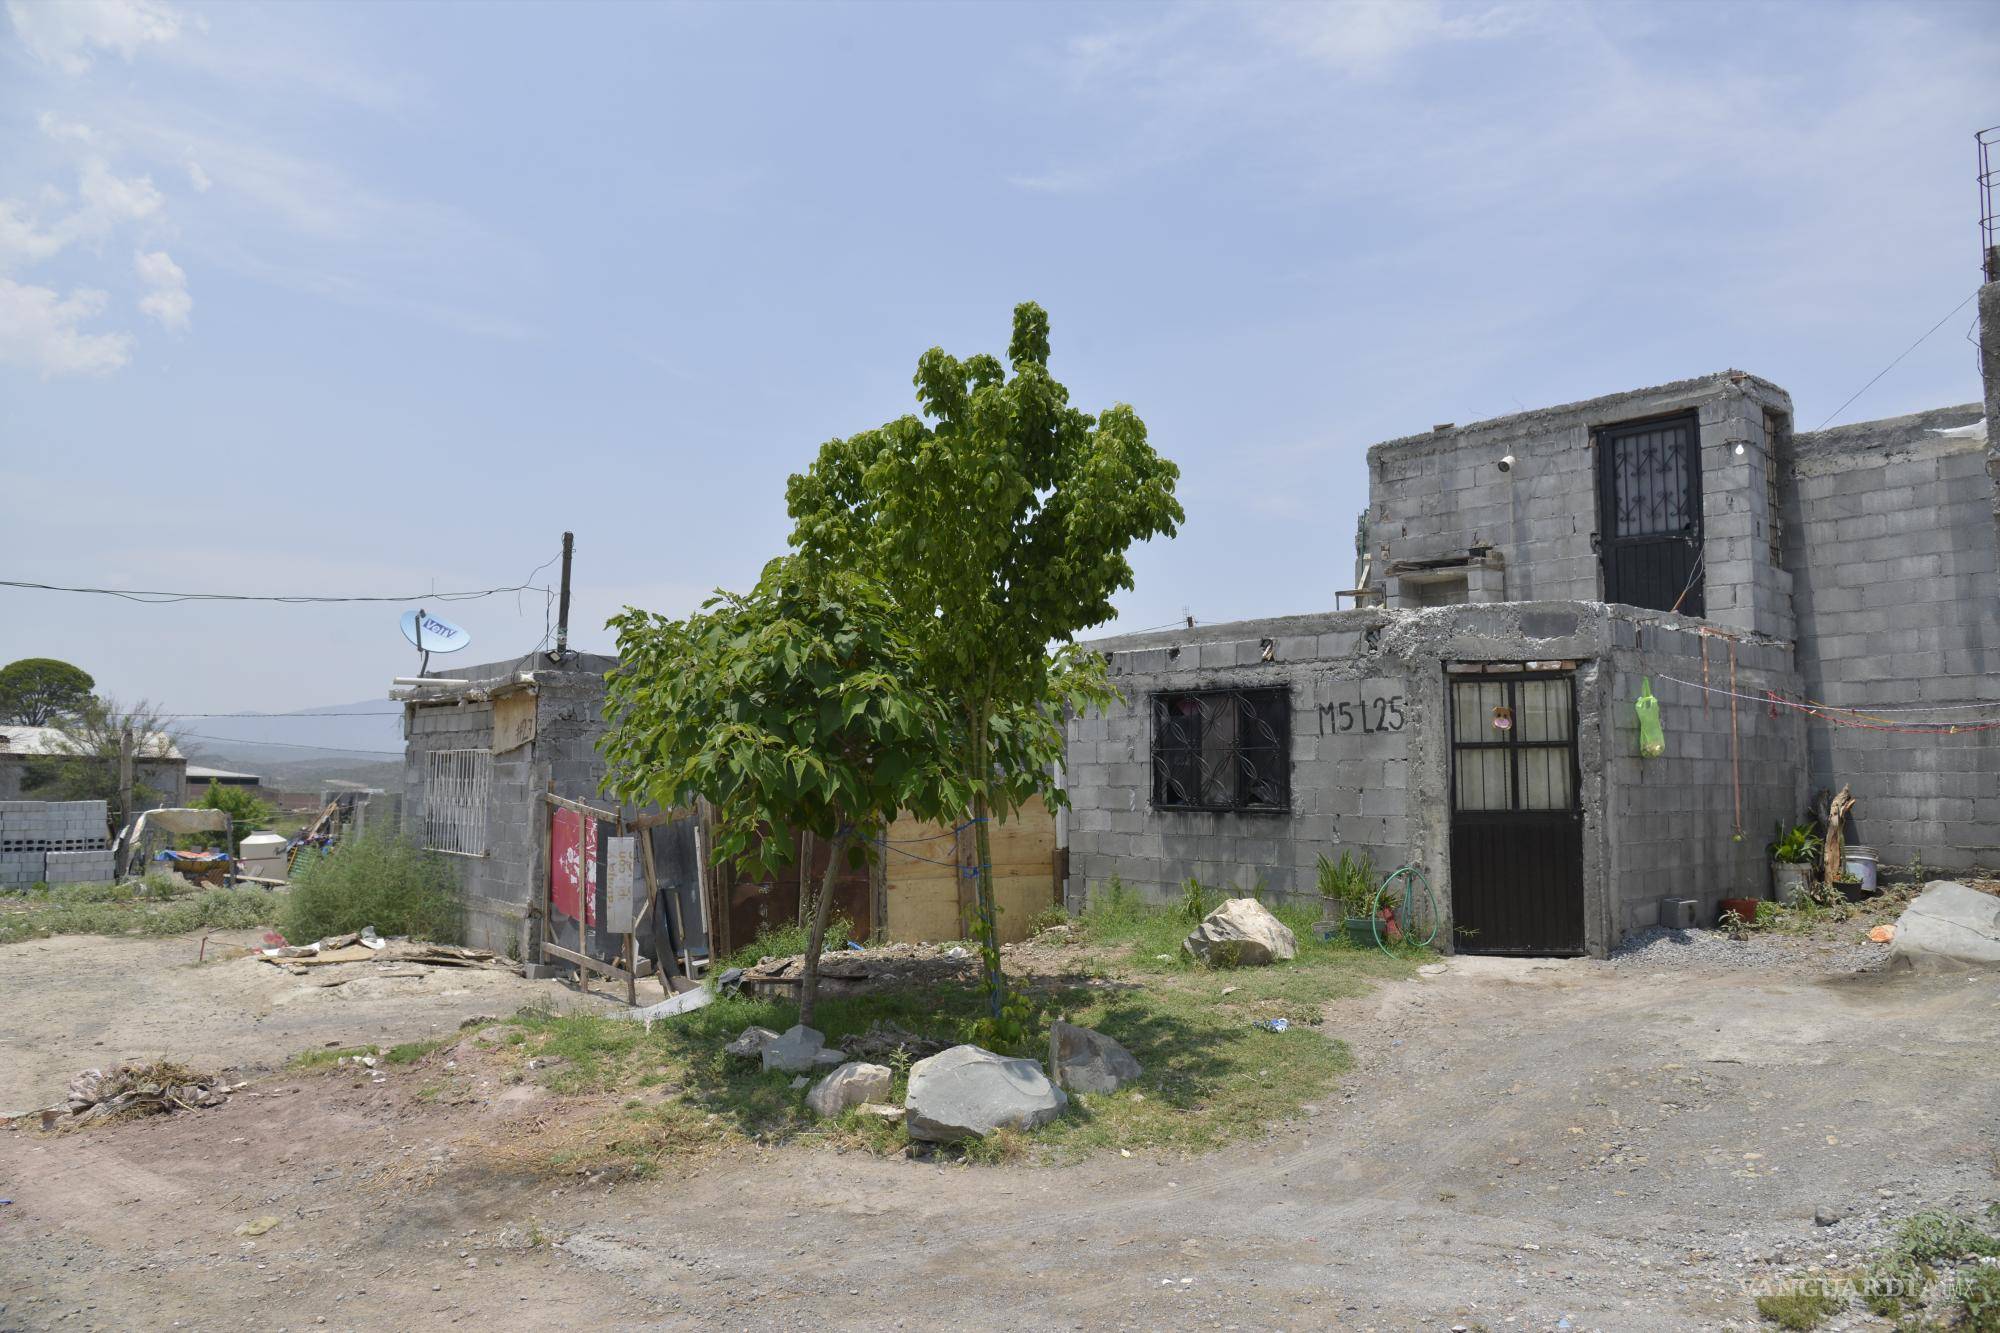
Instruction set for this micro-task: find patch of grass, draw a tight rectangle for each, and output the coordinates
[500,893,1419,1170]
[384,1039,447,1066]
[1842,1207,2000,1324]
[722,915,857,971]
[1755,1284,1846,1329]
[0,875,282,946]
[288,1044,379,1070]
[281,828,462,944]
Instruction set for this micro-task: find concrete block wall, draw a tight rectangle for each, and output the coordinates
[1073,602,1659,955]
[400,653,623,958]
[1787,404,1999,872]
[1071,614,1418,909]
[1601,621,1805,934]
[1366,372,1795,640]
[45,849,117,884]
[0,800,114,888]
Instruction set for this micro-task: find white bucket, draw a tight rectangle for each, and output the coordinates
[1843,844,1878,893]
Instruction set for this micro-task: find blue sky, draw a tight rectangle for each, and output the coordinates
[2,0,1995,723]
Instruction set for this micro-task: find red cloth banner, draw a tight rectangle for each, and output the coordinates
[552,808,600,926]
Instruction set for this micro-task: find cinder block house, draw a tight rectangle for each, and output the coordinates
[1063,281,2000,956]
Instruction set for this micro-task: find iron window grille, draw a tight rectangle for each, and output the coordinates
[1151,687,1290,812]
[423,748,491,857]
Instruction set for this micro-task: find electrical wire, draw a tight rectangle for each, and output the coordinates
[1812,290,1979,431]
[0,549,563,607]
[154,711,403,719]
[177,731,402,757]
[1648,672,2000,734]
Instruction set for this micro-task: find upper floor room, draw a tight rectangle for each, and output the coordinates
[1361,372,1800,640]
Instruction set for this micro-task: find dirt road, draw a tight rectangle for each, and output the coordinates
[2,944,1995,1331]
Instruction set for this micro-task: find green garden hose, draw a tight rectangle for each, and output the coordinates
[1372,863,1440,955]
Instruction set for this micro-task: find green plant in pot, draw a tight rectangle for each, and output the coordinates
[1315,850,1381,946]
[1767,820,1820,906]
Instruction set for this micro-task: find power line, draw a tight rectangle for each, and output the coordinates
[155,711,403,719]
[177,731,403,757]
[0,549,563,607]
[0,577,552,606]
[1812,289,1979,431]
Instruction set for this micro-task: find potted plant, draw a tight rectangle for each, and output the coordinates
[1767,820,1821,906]
[1315,850,1381,946]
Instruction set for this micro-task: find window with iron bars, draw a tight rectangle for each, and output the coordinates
[423,748,491,856]
[1150,688,1290,812]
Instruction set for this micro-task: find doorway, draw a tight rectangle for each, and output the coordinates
[1596,412,1704,615]
[1448,668,1585,955]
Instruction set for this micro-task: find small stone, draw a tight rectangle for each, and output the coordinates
[1815,1206,1843,1226]
[724,1026,781,1060]
[805,1062,893,1118]
[1048,1020,1143,1095]
[856,1102,905,1123]
[761,1025,829,1074]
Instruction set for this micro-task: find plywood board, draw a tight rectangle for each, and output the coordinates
[882,800,1057,944]
[492,692,537,753]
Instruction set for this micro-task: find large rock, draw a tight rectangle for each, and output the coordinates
[1889,882,2000,970]
[1183,897,1297,966]
[1048,1020,1142,1095]
[805,1061,893,1118]
[904,1045,1068,1143]
[761,1024,829,1073]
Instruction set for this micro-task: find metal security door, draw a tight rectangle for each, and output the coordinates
[1448,670,1584,955]
[1597,412,1703,615]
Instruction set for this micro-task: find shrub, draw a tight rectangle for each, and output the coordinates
[724,914,855,970]
[280,829,462,944]
[1315,850,1378,919]
[186,782,279,854]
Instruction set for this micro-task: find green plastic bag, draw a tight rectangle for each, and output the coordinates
[1635,677,1665,758]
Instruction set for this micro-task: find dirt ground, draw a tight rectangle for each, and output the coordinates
[0,929,613,1116]
[1,933,1995,1331]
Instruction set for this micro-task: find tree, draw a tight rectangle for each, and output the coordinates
[786,302,1183,1014]
[0,658,95,726]
[24,698,181,837]
[599,557,960,1026]
[189,781,278,854]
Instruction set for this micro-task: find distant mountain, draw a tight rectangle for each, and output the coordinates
[174,698,406,791]
[174,698,403,757]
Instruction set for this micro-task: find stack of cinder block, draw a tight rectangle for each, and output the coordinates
[0,800,115,888]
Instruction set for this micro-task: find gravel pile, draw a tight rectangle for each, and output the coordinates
[1605,924,1891,976]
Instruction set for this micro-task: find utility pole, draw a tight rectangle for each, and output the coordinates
[115,724,134,877]
[553,530,574,663]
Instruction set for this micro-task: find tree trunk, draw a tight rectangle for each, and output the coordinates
[798,825,847,1028]
[965,708,1006,1018]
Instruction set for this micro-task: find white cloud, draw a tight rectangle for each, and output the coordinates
[185,159,210,192]
[6,0,183,75]
[0,158,165,270]
[133,248,189,330]
[0,278,131,376]
[36,111,98,145]
[1258,1,1535,77]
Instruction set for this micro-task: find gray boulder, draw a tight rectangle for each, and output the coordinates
[1183,897,1297,966]
[1889,881,2000,970]
[904,1044,1068,1143]
[805,1061,893,1118]
[724,1026,781,1059]
[761,1024,829,1073]
[1049,1020,1142,1094]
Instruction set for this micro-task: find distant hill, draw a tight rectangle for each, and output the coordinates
[176,699,404,792]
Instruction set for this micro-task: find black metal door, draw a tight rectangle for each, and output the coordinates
[1448,670,1584,956]
[1597,412,1703,615]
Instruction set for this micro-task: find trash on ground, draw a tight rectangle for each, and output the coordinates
[37,1060,240,1130]
[1258,1018,1290,1032]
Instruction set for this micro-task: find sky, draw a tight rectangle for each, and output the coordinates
[2,0,1996,736]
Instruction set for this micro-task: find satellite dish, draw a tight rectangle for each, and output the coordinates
[401,608,472,654]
